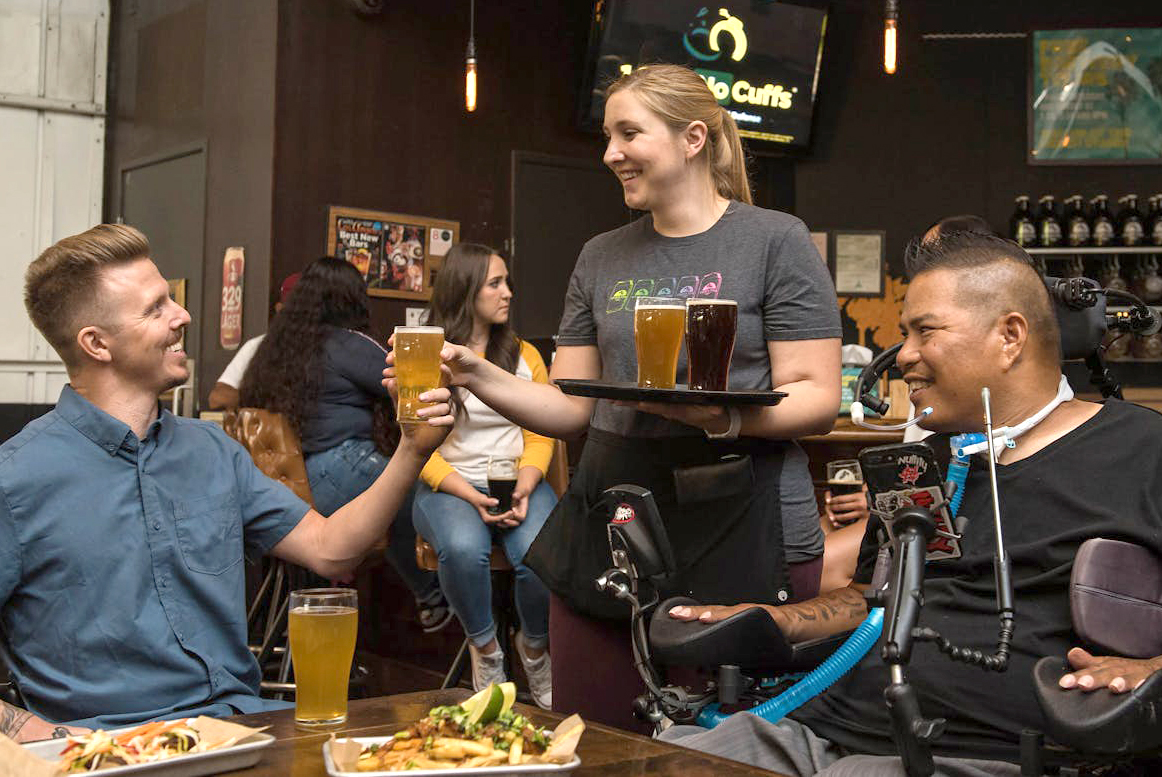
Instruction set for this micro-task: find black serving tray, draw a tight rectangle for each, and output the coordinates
[555,379,786,406]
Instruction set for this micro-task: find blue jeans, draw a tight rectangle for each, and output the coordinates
[412,480,554,649]
[305,438,440,604]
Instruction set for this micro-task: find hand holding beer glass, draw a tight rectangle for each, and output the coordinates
[824,459,867,529]
[486,456,519,516]
[685,298,738,391]
[393,326,444,423]
[634,297,685,389]
[288,588,358,727]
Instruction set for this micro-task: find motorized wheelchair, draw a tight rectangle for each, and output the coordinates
[592,277,1162,776]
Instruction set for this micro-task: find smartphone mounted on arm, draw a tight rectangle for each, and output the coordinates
[858,441,962,561]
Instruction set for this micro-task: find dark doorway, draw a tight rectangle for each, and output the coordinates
[119,146,207,403]
[510,152,633,344]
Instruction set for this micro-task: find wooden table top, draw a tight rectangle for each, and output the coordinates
[229,690,784,776]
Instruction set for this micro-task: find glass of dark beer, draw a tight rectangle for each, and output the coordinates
[486,457,519,515]
[685,298,738,391]
[826,459,864,496]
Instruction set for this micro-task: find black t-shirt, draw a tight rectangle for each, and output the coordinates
[299,327,391,453]
[792,399,1162,763]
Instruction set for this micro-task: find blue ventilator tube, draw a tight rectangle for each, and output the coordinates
[947,433,982,516]
[695,608,885,728]
[696,436,980,729]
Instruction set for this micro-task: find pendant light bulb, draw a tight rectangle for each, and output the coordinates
[466,53,477,112]
[884,0,898,74]
[465,0,477,112]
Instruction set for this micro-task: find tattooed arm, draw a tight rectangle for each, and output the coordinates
[667,583,870,643]
[0,698,88,743]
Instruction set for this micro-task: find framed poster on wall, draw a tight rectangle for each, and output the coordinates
[830,231,884,297]
[1029,28,1162,164]
[326,206,459,300]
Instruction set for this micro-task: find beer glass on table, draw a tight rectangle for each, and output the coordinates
[634,297,685,389]
[487,457,519,515]
[826,460,864,496]
[685,298,738,391]
[288,588,358,727]
[393,325,444,423]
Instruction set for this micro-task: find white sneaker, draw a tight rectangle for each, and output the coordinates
[468,642,507,692]
[515,632,552,710]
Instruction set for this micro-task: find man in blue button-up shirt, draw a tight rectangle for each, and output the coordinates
[1,224,453,742]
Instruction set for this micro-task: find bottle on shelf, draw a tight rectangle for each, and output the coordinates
[1099,257,1129,292]
[1132,256,1162,304]
[1063,194,1091,247]
[1117,194,1145,246]
[1147,194,1162,247]
[1090,194,1116,247]
[1010,195,1037,247]
[1036,195,1063,248]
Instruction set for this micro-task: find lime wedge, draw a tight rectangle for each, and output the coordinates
[462,685,491,717]
[467,683,504,725]
[499,682,517,715]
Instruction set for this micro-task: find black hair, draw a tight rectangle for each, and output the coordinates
[241,256,398,451]
[904,231,1060,359]
[923,214,995,241]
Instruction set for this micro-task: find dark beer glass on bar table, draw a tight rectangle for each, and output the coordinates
[686,298,738,391]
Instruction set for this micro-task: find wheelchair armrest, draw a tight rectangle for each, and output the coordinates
[649,596,852,673]
[1032,656,1162,755]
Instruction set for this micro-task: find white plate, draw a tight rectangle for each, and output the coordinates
[323,736,581,776]
[23,731,275,776]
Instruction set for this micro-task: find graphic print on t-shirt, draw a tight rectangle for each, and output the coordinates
[604,272,724,312]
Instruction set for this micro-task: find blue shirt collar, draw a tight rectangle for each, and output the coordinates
[55,385,170,455]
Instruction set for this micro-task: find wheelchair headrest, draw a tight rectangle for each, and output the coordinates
[1071,538,1162,659]
[1043,276,1107,361]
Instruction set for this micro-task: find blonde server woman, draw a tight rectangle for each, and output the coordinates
[400,65,841,729]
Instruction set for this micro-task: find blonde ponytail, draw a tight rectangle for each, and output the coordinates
[606,64,752,204]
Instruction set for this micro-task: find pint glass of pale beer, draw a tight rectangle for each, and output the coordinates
[289,588,358,727]
[686,298,738,391]
[634,297,685,388]
[393,325,444,423]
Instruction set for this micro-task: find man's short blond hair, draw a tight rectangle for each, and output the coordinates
[24,224,150,365]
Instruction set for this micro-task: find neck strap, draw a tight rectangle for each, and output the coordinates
[957,375,1073,459]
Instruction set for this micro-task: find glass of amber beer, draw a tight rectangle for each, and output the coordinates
[634,297,685,388]
[289,588,358,727]
[393,326,444,423]
[686,298,738,391]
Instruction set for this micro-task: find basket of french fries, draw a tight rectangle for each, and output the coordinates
[325,683,584,775]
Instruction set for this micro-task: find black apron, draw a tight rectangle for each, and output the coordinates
[524,428,788,620]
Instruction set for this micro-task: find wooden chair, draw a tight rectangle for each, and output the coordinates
[223,407,316,699]
[415,439,569,689]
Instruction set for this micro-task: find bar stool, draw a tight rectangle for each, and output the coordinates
[223,408,316,699]
[415,440,570,690]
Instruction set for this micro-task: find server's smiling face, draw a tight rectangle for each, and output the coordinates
[601,90,691,212]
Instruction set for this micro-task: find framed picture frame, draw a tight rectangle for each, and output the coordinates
[830,231,885,297]
[325,205,460,300]
[1028,28,1162,165]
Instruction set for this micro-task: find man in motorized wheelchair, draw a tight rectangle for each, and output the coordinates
[653,231,1162,776]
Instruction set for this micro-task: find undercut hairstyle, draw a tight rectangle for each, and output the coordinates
[241,257,399,453]
[923,214,994,241]
[24,223,151,365]
[606,64,753,205]
[904,231,1060,360]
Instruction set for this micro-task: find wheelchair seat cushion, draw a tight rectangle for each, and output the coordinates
[1071,538,1162,659]
[1032,656,1162,754]
[648,596,796,669]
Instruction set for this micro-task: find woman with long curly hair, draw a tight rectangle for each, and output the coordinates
[240,257,448,629]
[411,242,555,708]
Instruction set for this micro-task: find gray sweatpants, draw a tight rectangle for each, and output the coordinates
[660,714,1021,777]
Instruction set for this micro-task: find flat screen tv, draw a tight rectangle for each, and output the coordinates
[578,1,828,150]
